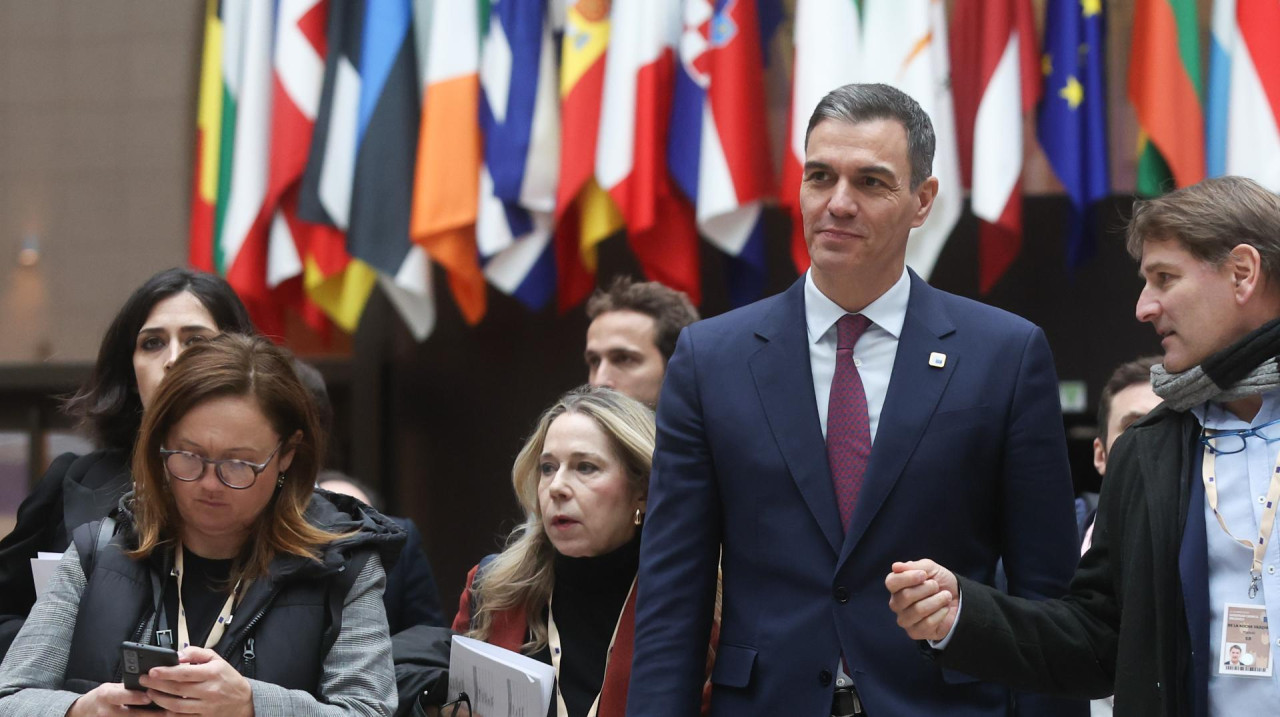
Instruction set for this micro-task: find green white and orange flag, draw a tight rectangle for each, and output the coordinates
[1129,0,1205,196]
[410,0,487,325]
[190,0,225,272]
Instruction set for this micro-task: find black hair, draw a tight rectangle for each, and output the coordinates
[63,268,254,453]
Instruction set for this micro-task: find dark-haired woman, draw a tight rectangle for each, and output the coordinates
[0,268,255,656]
[0,334,402,715]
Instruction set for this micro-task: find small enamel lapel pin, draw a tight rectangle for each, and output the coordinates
[928,352,946,368]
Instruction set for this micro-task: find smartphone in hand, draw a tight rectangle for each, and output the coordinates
[120,641,178,691]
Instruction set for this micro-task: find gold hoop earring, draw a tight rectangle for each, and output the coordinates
[634,508,644,526]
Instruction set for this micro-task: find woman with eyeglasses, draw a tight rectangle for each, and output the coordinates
[398,386,714,717]
[0,268,256,658]
[0,334,403,716]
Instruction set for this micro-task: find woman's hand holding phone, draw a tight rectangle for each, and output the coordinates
[137,646,253,717]
[67,682,158,716]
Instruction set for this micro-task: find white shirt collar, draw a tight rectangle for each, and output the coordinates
[804,267,911,344]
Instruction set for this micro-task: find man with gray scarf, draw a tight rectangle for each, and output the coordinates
[886,176,1280,715]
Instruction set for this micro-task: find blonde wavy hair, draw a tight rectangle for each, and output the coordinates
[468,386,655,651]
[129,334,347,585]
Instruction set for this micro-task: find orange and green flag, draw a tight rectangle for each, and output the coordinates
[1129,0,1205,196]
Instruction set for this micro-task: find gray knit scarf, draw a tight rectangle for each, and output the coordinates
[1150,317,1280,412]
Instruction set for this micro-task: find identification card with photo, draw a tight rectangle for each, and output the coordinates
[1217,603,1273,677]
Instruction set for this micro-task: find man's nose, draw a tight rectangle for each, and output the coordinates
[1135,288,1159,323]
[827,180,858,217]
[593,362,618,388]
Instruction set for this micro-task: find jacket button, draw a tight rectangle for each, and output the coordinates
[835,586,849,603]
[818,669,832,686]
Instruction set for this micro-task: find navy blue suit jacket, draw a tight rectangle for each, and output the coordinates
[626,273,1082,716]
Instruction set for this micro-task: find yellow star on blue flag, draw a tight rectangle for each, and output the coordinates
[1038,0,1109,270]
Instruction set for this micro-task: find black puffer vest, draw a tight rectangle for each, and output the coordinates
[61,490,404,695]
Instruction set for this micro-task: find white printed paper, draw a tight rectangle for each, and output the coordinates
[448,635,555,717]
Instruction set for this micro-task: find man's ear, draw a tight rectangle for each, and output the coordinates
[1228,243,1264,304]
[1092,437,1107,477]
[911,176,939,228]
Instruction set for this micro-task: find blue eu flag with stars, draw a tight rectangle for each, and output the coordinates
[1037,0,1110,270]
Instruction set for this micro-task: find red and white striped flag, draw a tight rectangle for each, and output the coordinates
[596,0,701,304]
[951,0,1041,294]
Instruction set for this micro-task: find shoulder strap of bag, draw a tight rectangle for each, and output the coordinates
[73,516,118,581]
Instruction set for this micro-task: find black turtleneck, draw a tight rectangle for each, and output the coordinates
[544,533,640,717]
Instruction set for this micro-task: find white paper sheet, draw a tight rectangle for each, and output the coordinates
[448,635,555,717]
[30,552,63,598]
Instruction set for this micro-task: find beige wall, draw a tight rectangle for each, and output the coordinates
[0,1,201,363]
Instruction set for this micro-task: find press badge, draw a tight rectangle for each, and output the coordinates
[1217,603,1273,677]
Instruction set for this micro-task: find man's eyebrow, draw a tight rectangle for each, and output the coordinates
[860,163,897,179]
[1137,261,1170,279]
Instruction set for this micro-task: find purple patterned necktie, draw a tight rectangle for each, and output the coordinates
[827,313,872,533]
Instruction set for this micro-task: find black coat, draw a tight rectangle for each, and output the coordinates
[0,450,130,657]
[936,404,1206,717]
[383,517,445,632]
[64,489,406,693]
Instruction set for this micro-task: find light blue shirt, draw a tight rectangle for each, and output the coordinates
[804,267,909,444]
[1192,394,1280,710]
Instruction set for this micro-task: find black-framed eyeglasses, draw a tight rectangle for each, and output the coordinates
[440,691,471,717]
[1199,416,1280,455]
[160,440,285,490]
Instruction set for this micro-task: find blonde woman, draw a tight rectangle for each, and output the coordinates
[447,386,713,717]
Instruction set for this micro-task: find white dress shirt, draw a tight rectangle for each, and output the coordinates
[805,267,910,444]
[805,267,912,684]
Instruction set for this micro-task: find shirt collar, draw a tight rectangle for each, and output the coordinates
[1192,388,1280,428]
[804,267,911,345]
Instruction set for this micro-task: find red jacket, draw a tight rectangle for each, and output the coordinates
[452,562,715,716]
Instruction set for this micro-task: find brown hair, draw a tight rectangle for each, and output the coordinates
[1096,355,1161,445]
[1125,176,1280,283]
[129,333,343,583]
[585,276,699,363]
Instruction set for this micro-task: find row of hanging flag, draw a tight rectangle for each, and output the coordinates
[185,0,1276,341]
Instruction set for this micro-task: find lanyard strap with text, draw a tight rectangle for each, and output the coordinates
[1201,437,1280,599]
[174,544,242,650]
[547,578,636,717]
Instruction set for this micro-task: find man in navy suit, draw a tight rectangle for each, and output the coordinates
[887,177,1280,713]
[626,84,1081,716]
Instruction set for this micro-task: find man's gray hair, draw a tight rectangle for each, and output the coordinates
[805,83,936,190]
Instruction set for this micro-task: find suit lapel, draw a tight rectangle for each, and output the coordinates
[749,279,844,555]
[840,273,957,568]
